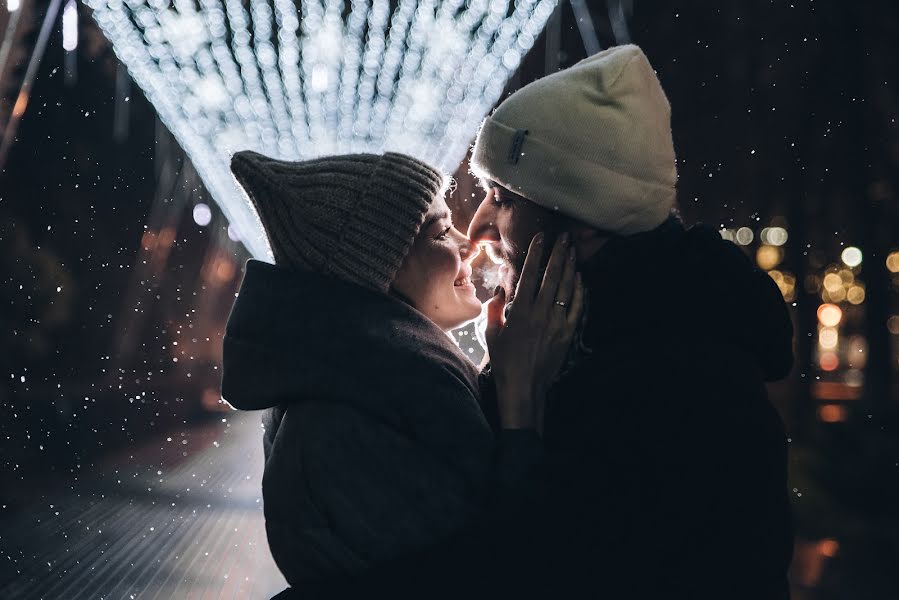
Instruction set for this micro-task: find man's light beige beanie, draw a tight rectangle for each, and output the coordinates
[231,151,445,294]
[471,44,677,235]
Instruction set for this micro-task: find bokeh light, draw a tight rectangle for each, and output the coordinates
[817,303,842,327]
[735,227,754,245]
[887,251,899,273]
[888,315,899,335]
[844,369,864,388]
[824,286,847,303]
[841,246,863,267]
[818,404,846,422]
[846,285,865,305]
[192,203,213,227]
[823,273,843,293]
[818,539,840,558]
[756,245,782,270]
[768,270,796,301]
[818,327,839,350]
[62,0,78,52]
[760,226,788,246]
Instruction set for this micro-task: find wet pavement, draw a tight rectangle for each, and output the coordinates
[3,406,897,599]
[0,411,286,599]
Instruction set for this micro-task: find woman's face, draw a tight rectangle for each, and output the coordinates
[392,197,482,331]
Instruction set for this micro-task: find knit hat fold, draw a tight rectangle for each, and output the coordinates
[471,44,677,236]
[231,151,445,293]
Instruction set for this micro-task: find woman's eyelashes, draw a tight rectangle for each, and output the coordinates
[435,225,452,241]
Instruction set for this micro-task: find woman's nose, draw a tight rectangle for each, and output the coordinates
[458,232,480,263]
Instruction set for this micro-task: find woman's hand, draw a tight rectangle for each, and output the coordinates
[485,232,585,433]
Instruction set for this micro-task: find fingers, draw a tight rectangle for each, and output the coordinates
[535,232,571,315]
[484,286,506,349]
[512,233,545,308]
[566,273,585,330]
[553,244,578,308]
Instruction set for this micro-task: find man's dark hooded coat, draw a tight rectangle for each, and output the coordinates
[508,217,795,599]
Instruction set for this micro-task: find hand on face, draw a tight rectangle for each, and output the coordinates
[484,232,585,432]
[391,197,482,331]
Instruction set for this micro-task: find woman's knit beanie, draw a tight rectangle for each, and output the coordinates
[231,151,446,294]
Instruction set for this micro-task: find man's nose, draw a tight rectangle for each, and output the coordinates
[467,191,499,243]
[459,235,480,264]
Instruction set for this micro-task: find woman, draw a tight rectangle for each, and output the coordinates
[221,150,583,595]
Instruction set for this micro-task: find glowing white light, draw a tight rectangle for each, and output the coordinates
[735,227,754,246]
[193,75,230,111]
[7,0,20,12]
[309,64,329,93]
[227,224,241,242]
[193,202,212,226]
[760,226,788,246]
[818,327,838,350]
[85,0,561,261]
[62,0,78,52]
[841,246,863,268]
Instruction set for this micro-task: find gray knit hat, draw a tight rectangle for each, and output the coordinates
[231,151,445,293]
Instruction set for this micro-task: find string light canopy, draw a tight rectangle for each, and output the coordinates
[86,0,560,260]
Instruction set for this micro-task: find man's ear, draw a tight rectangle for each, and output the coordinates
[570,224,610,261]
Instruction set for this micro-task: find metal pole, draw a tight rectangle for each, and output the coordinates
[607,0,633,45]
[0,1,25,83]
[113,62,131,143]
[0,0,63,171]
[544,0,563,74]
[569,0,601,55]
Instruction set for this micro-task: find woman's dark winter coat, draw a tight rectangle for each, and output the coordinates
[221,261,497,586]
[522,217,795,599]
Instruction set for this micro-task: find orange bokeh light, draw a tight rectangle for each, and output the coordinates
[819,352,839,371]
[819,404,847,423]
[817,303,842,327]
[818,539,840,558]
[12,91,29,118]
[887,251,899,273]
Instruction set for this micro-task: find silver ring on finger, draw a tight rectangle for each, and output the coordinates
[554,300,567,307]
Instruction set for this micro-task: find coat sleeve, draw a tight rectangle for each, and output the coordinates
[281,406,548,598]
[288,400,488,569]
[644,353,793,599]
[557,346,793,600]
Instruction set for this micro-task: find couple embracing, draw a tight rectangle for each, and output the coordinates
[222,45,794,600]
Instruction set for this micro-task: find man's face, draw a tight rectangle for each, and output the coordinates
[467,182,566,300]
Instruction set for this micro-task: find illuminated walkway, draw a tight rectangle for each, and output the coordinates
[0,412,286,599]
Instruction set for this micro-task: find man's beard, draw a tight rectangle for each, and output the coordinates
[482,243,522,302]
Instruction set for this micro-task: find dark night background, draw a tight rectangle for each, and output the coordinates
[1,0,898,597]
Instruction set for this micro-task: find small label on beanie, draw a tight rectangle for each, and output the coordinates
[507,129,529,165]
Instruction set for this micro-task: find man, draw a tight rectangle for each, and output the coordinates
[468,44,795,598]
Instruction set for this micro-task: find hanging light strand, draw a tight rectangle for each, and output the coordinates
[86,0,561,261]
